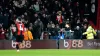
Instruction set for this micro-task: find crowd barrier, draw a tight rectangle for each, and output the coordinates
[0,39,100,49]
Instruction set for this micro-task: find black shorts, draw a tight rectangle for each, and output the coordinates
[16,35,24,42]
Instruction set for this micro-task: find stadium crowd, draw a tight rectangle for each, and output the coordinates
[0,0,97,40]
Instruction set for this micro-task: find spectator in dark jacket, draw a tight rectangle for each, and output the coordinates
[65,23,72,39]
[49,23,58,39]
[81,24,88,39]
[33,19,43,39]
[74,26,82,39]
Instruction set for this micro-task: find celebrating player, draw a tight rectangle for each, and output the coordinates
[15,18,25,52]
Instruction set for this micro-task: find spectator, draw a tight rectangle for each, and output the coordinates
[8,9,14,20]
[65,23,71,31]
[74,26,82,39]
[58,28,65,39]
[84,3,89,13]
[30,13,39,24]
[47,21,54,32]
[0,24,5,40]
[24,12,30,21]
[2,13,9,29]
[56,11,64,28]
[81,24,88,39]
[65,23,72,39]
[28,23,34,37]
[0,6,3,15]
[73,2,79,16]
[10,24,16,40]
[33,19,43,39]
[62,7,66,16]
[83,18,89,25]
[49,23,58,39]
[53,1,61,12]
[55,24,60,39]
[83,24,96,39]
[24,27,33,40]
[29,4,35,14]
[40,13,49,31]
[76,19,82,27]
[34,2,40,12]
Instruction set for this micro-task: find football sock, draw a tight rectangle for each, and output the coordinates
[16,44,19,50]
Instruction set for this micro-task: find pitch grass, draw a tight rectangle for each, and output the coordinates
[0,49,100,56]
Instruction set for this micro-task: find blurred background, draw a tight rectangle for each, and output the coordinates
[0,0,100,40]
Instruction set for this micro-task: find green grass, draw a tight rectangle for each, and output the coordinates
[0,49,100,56]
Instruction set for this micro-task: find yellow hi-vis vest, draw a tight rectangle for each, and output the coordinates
[83,26,96,39]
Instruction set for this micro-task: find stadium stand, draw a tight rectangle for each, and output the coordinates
[0,0,98,40]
